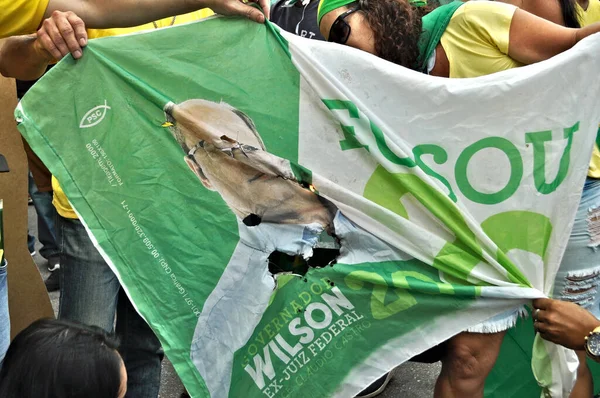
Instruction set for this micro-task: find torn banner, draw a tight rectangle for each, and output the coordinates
[16,16,600,398]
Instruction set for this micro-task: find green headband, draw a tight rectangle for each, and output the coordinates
[317,0,354,26]
[317,0,428,27]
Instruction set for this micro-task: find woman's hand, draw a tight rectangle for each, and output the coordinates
[36,10,88,61]
[533,298,600,350]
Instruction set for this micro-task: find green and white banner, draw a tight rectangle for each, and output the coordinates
[16,17,600,397]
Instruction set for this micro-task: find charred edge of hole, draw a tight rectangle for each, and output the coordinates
[267,247,341,277]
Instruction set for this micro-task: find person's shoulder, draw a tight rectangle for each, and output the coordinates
[453,1,517,28]
[458,1,517,16]
[270,0,288,19]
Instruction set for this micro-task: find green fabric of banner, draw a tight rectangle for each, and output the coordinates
[15,15,600,398]
[15,19,483,397]
[486,316,600,397]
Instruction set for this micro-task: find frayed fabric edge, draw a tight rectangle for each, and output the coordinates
[466,306,528,334]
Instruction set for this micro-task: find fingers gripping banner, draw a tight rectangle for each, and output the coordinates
[16,17,600,398]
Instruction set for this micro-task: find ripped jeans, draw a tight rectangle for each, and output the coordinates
[553,178,600,317]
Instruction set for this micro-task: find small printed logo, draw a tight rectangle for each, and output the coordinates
[80,100,111,129]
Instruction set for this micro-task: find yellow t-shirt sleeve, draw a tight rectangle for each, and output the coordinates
[0,0,49,38]
[453,2,516,55]
[441,2,520,78]
[87,10,213,39]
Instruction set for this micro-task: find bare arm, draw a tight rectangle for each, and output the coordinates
[508,8,600,65]
[44,0,270,26]
[1,0,272,80]
[0,12,87,80]
[533,298,600,350]
[0,36,53,80]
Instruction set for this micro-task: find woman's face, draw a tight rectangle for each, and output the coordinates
[319,7,376,55]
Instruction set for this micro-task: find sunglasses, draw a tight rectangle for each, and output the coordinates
[328,1,362,45]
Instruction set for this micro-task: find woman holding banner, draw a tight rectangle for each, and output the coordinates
[317,1,600,397]
[317,0,600,77]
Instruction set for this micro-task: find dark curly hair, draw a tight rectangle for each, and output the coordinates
[359,0,431,70]
[358,0,580,69]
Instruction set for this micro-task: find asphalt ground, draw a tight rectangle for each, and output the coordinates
[28,205,439,398]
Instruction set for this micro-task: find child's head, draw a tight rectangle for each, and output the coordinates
[0,318,126,398]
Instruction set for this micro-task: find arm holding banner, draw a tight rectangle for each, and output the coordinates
[0,0,269,39]
[533,298,600,351]
[0,35,56,81]
[0,11,86,80]
[1,0,270,80]
[0,0,269,79]
[43,0,270,27]
[508,9,600,64]
[1,0,270,79]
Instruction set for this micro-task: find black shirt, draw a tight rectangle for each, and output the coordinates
[270,0,325,41]
[16,65,54,99]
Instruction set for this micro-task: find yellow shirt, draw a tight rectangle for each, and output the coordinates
[576,0,600,27]
[0,0,49,38]
[52,177,76,219]
[86,10,213,39]
[440,2,522,78]
[588,146,600,178]
[53,11,212,219]
[575,1,600,178]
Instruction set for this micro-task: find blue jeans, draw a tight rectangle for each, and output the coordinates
[553,178,600,318]
[0,259,9,365]
[27,232,35,254]
[57,216,162,397]
[28,173,59,260]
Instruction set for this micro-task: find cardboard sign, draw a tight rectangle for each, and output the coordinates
[0,75,53,338]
